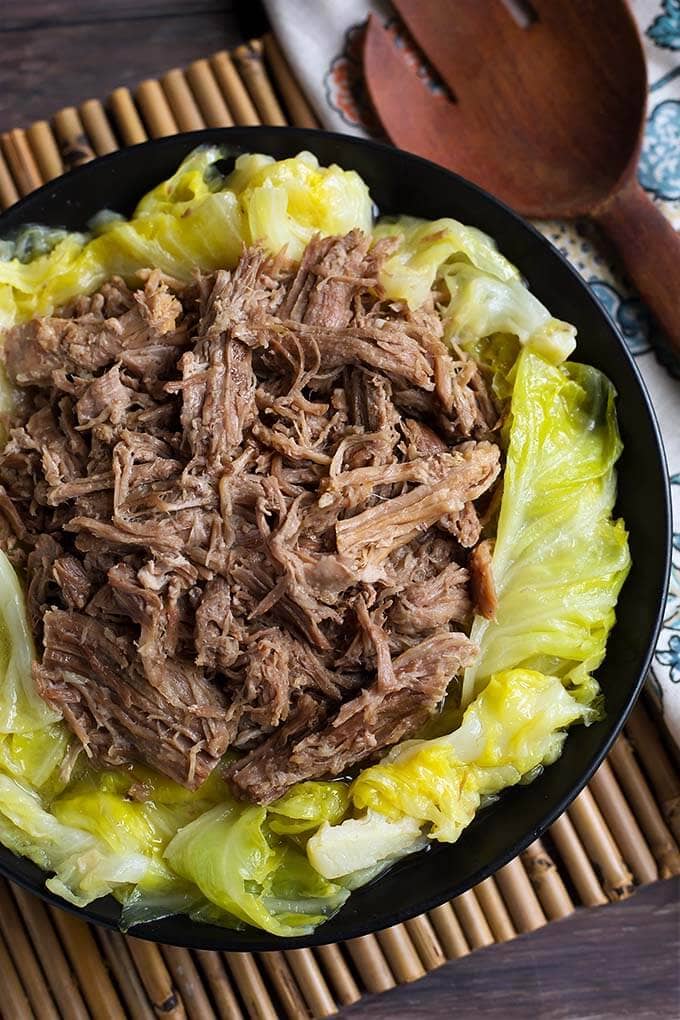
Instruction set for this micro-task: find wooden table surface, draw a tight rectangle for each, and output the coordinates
[341,880,680,1020]
[2,3,679,1018]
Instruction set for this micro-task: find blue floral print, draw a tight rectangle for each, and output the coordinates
[647,0,680,50]
[588,280,653,355]
[657,635,680,683]
[638,101,680,200]
[655,471,680,682]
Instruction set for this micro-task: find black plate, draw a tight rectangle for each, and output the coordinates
[0,128,670,951]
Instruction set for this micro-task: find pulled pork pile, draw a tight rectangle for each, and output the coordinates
[0,230,500,804]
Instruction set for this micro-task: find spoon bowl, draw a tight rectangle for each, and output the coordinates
[364,0,680,353]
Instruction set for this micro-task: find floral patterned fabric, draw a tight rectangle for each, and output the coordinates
[265,0,680,744]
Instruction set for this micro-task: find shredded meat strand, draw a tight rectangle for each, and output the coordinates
[0,232,500,802]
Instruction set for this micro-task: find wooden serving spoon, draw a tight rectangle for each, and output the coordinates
[364,0,680,355]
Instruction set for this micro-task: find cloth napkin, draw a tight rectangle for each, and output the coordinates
[265,0,680,745]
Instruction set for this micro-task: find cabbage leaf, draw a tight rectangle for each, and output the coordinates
[0,147,372,329]
[309,667,591,874]
[374,214,519,310]
[267,781,350,836]
[164,797,349,936]
[0,773,153,906]
[0,551,59,734]
[462,348,630,705]
[374,217,575,362]
[439,263,576,362]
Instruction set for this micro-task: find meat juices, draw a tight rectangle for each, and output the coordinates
[0,230,501,802]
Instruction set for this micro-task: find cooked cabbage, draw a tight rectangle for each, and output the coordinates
[462,349,630,706]
[0,147,372,330]
[309,667,591,875]
[0,773,153,907]
[0,725,68,793]
[439,263,576,362]
[164,797,349,936]
[374,214,519,309]
[0,151,629,935]
[308,812,426,880]
[266,781,350,836]
[0,551,59,734]
[374,217,575,361]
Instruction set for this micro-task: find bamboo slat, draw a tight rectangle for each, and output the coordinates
[0,927,32,1020]
[109,87,148,145]
[262,33,319,128]
[344,935,396,994]
[472,877,517,942]
[80,99,118,155]
[405,914,447,971]
[95,931,156,1020]
[568,788,635,900]
[451,889,494,949]
[609,734,680,877]
[161,947,216,1020]
[136,80,179,138]
[549,813,608,907]
[11,886,89,1020]
[1,129,42,195]
[50,908,125,1020]
[162,70,206,132]
[210,52,260,125]
[589,760,658,884]
[233,40,287,125]
[314,944,361,1007]
[376,924,426,983]
[495,858,547,933]
[186,60,234,128]
[53,107,95,167]
[285,948,336,1017]
[627,701,680,842]
[223,952,278,1020]
[26,120,63,180]
[258,952,308,1020]
[521,840,575,920]
[428,903,470,959]
[0,150,19,208]
[195,951,244,1020]
[127,938,186,1019]
[0,881,59,1020]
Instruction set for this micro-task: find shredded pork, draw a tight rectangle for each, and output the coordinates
[0,230,500,802]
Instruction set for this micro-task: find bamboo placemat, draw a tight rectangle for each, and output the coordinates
[0,34,679,1020]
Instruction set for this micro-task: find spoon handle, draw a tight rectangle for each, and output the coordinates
[592,180,680,358]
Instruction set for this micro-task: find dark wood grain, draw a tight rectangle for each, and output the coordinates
[0,0,268,133]
[2,5,679,1017]
[3,1,224,28]
[340,879,680,1020]
[364,0,680,357]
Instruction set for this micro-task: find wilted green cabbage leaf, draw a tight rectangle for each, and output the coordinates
[0,773,154,906]
[164,797,349,936]
[462,348,631,706]
[0,551,59,734]
[267,781,350,836]
[374,214,519,309]
[439,263,576,362]
[373,216,575,361]
[308,667,591,875]
[0,147,372,329]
